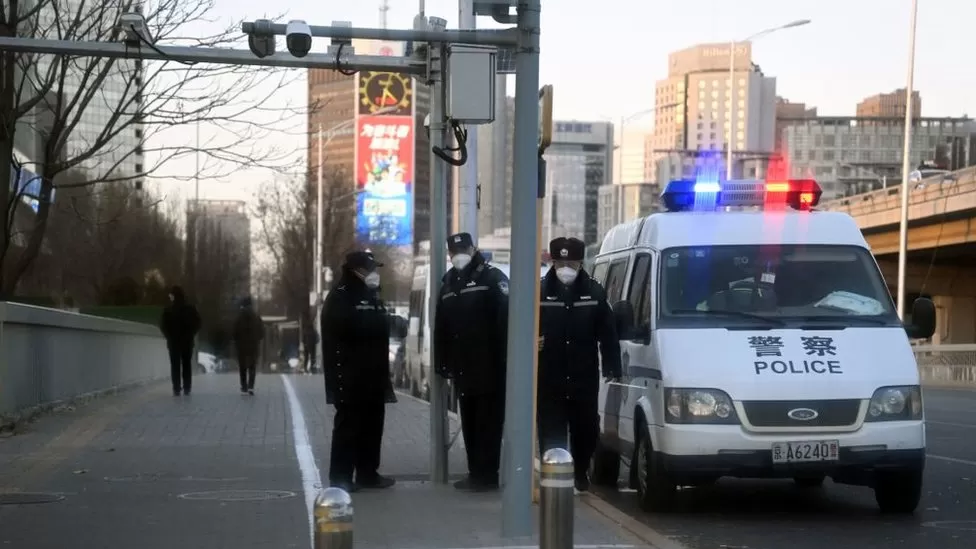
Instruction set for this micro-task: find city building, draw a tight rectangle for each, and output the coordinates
[650,42,777,183]
[475,91,515,238]
[597,182,662,238]
[856,89,921,118]
[615,126,650,184]
[306,39,441,254]
[543,121,614,246]
[187,199,252,302]
[779,116,976,198]
[774,97,817,155]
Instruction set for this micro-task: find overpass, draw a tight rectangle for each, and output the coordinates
[823,165,976,344]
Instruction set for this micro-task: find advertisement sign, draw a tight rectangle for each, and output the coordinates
[355,115,414,246]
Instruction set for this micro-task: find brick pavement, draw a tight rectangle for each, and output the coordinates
[0,373,651,549]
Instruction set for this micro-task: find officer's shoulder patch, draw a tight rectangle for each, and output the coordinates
[497,280,509,296]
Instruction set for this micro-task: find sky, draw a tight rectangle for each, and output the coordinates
[152,0,976,207]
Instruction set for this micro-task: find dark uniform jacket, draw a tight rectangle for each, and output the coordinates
[538,268,622,400]
[160,290,201,349]
[434,252,509,397]
[233,308,264,356]
[320,271,397,405]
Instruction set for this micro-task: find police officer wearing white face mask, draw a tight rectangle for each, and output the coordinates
[434,232,510,491]
[538,237,621,493]
[321,250,400,493]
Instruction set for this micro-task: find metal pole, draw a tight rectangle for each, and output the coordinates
[458,0,479,241]
[726,40,735,179]
[539,448,574,549]
[314,487,353,549]
[502,0,541,537]
[492,74,508,233]
[316,125,324,301]
[896,0,919,321]
[195,120,200,202]
[428,43,450,484]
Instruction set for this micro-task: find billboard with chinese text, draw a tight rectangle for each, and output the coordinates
[355,115,414,246]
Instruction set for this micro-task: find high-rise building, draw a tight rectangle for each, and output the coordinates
[651,42,777,182]
[475,92,515,237]
[543,121,613,246]
[856,89,921,118]
[774,97,817,155]
[597,182,662,238]
[187,199,252,301]
[615,127,650,185]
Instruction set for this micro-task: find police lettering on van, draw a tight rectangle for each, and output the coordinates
[750,335,843,375]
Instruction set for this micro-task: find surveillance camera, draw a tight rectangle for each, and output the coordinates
[119,13,150,46]
[286,20,313,58]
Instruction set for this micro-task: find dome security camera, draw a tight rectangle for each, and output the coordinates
[286,20,313,58]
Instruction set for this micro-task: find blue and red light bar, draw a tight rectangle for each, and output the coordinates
[661,179,822,212]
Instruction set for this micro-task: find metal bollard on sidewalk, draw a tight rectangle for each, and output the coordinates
[539,448,574,549]
[314,487,354,549]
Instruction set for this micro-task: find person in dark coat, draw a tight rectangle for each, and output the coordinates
[159,285,202,396]
[321,251,399,493]
[434,232,510,491]
[537,237,621,492]
[233,296,264,395]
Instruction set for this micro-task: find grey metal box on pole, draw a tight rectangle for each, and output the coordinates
[448,45,497,125]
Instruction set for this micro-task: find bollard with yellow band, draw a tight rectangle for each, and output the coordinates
[314,487,353,549]
[539,448,574,549]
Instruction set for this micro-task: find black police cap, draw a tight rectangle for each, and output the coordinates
[447,232,474,253]
[344,250,383,271]
[549,237,584,261]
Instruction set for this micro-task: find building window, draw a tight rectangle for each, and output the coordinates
[699,81,705,88]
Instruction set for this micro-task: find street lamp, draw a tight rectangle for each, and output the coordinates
[726,19,811,178]
[896,0,919,320]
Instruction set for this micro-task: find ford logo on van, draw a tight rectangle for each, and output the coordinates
[787,408,819,421]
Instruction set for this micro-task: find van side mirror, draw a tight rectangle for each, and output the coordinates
[905,297,936,340]
[612,300,635,340]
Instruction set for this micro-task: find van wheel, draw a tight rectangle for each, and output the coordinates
[634,421,676,512]
[874,469,923,514]
[794,474,826,488]
[590,442,621,487]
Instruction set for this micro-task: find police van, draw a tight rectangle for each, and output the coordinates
[589,178,936,514]
[402,252,547,401]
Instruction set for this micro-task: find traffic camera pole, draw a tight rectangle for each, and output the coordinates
[502,0,542,538]
[457,0,479,240]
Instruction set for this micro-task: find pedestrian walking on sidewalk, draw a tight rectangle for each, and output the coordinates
[321,250,400,493]
[434,232,510,492]
[159,285,202,397]
[233,296,264,395]
[537,237,622,493]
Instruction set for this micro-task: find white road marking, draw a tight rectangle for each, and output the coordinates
[929,454,976,466]
[282,374,322,549]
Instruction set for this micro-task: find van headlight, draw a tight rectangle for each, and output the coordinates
[866,385,922,422]
[664,388,739,425]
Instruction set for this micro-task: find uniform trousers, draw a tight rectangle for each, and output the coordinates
[168,344,194,393]
[459,391,505,484]
[537,395,600,479]
[329,396,386,484]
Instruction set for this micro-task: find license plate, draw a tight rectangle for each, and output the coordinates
[771,440,839,464]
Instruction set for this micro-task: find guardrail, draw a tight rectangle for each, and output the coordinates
[0,301,169,426]
[914,344,976,388]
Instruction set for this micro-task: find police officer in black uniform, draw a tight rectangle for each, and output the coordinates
[321,250,398,493]
[434,232,510,491]
[537,237,621,493]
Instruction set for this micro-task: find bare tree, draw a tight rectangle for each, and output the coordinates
[0,0,305,296]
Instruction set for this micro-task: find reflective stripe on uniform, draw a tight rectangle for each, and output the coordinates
[459,286,489,294]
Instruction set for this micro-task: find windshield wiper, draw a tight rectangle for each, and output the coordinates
[794,315,890,327]
[669,309,786,326]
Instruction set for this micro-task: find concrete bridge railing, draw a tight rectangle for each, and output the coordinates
[0,302,168,425]
[914,344,976,389]
[822,166,976,230]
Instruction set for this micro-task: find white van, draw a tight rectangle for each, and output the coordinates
[589,178,936,514]
[403,254,548,401]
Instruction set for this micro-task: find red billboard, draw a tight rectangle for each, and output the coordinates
[354,115,414,246]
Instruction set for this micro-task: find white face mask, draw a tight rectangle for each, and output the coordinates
[364,272,381,289]
[556,267,578,285]
[451,253,472,270]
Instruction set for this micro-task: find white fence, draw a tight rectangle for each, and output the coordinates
[914,344,976,388]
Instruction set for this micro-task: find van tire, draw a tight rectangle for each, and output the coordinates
[590,442,620,487]
[874,469,923,514]
[634,421,677,512]
[793,474,826,488]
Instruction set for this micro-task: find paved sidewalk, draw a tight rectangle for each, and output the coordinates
[0,373,650,549]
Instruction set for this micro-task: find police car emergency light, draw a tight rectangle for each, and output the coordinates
[661,178,823,212]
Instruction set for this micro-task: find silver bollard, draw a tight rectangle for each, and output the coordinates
[314,487,353,549]
[539,448,574,549]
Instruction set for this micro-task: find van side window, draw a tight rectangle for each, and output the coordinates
[604,259,629,302]
[627,254,652,333]
[591,261,609,285]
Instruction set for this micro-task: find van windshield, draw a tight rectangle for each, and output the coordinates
[659,244,901,328]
